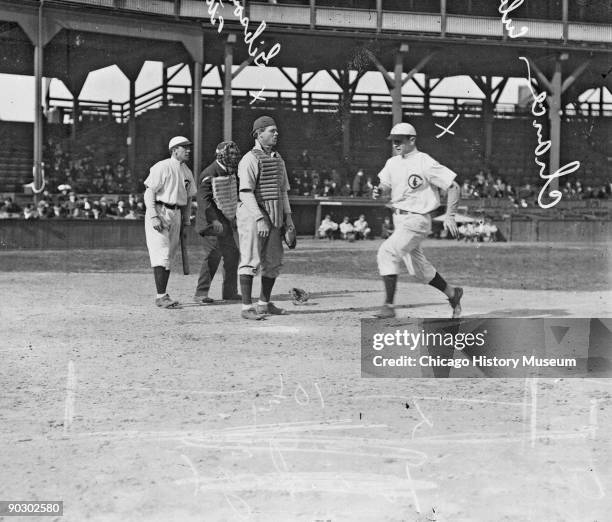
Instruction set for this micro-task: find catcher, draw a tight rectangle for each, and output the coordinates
[236,115,295,320]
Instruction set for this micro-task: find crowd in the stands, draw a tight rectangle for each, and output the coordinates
[2,146,609,220]
[0,190,145,220]
[43,138,139,195]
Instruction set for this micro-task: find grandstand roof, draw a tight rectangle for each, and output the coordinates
[0,1,610,97]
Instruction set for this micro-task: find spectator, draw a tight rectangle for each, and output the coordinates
[300,181,311,196]
[125,209,139,219]
[57,184,72,202]
[363,177,375,198]
[518,183,534,201]
[65,192,80,214]
[353,214,372,240]
[37,201,52,219]
[582,186,595,199]
[50,204,67,218]
[330,168,343,186]
[298,149,312,170]
[311,181,321,196]
[339,216,355,241]
[482,219,498,242]
[127,193,138,211]
[23,204,39,220]
[352,169,366,197]
[460,180,473,199]
[321,179,336,197]
[596,185,609,199]
[135,201,146,216]
[492,178,506,198]
[116,200,128,218]
[339,183,352,197]
[2,197,21,214]
[381,216,394,239]
[318,214,339,240]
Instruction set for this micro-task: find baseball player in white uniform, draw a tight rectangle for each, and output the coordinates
[373,122,463,319]
[144,136,197,308]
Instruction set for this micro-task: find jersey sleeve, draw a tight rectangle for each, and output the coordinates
[143,162,166,192]
[377,160,392,188]
[421,154,456,191]
[237,153,259,191]
[185,169,197,197]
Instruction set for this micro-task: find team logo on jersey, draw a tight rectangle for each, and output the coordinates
[408,174,424,189]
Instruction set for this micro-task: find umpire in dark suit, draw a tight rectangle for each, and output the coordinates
[193,141,242,303]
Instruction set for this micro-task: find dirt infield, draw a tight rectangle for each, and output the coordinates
[1,239,611,521]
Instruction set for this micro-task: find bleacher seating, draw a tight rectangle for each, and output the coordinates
[0,102,610,193]
[0,122,34,192]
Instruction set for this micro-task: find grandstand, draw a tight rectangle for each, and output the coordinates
[0,0,610,242]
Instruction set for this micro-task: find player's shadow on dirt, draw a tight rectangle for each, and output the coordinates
[465,308,570,317]
[287,302,440,315]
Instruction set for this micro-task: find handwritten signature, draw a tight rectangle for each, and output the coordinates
[518,57,581,209]
[498,0,528,38]
[205,0,281,67]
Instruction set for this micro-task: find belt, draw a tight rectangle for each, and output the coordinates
[156,200,179,210]
[393,208,418,215]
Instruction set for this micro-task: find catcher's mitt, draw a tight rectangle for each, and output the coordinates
[290,287,309,305]
[282,225,297,249]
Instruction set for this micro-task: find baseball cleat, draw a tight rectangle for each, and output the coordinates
[193,295,214,304]
[241,308,265,320]
[156,294,180,309]
[375,304,396,319]
[256,302,287,315]
[449,287,463,319]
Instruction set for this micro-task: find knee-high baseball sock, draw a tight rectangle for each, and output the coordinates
[260,276,275,303]
[382,275,397,305]
[428,272,453,298]
[240,275,253,307]
[153,266,170,295]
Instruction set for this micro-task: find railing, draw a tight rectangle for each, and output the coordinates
[47,83,612,123]
[49,0,612,44]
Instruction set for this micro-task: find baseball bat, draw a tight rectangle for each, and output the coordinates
[180,212,190,275]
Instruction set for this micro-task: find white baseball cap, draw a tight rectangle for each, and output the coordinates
[387,122,417,139]
[168,136,192,150]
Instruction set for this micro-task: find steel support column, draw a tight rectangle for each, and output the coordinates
[192,60,203,177]
[33,0,44,199]
[223,35,235,141]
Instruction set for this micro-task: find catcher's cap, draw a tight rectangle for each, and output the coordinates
[387,122,417,140]
[252,115,277,134]
[168,136,192,150]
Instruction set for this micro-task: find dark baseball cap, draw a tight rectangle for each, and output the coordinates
[252,116,277,134]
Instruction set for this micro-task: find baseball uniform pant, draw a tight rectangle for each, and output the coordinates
[377,213,436,283]
[236,204,283,279]
[195,231,240,298]
[145,205,181,270]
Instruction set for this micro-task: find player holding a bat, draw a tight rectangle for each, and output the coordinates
[143,136,196,308]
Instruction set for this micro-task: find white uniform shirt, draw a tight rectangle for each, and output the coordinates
[144,157,196,207]
[353,218,369,232]
[339,221,354,234]
[378,150,456,214]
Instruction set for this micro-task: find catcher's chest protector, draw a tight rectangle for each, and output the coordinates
[252,148,285,228]
[211,175,238,221]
